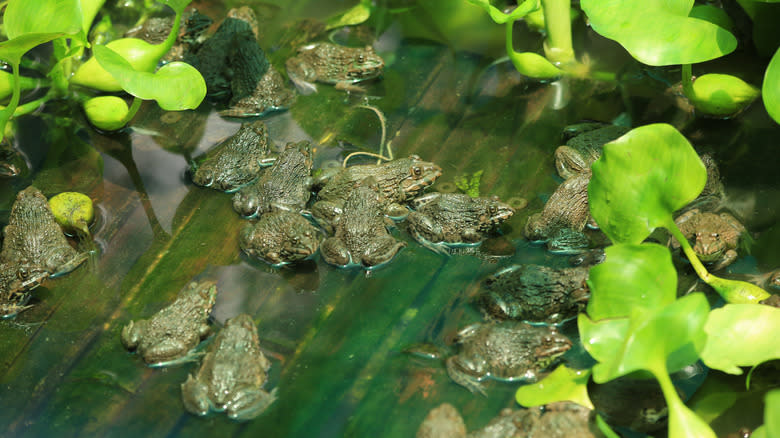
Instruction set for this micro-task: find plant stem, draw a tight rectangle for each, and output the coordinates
[540,0,574,64]
[667,222,711,281]
[0,62,22,143]
[681,64,694,97]
[121,97,143,126]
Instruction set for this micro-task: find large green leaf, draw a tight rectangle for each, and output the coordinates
[515,365,593,409]
[4,0,82,39]
[751,390,780,438]
[699,304,780,374]
[588,124,707,244]
[576,314,630,365]
[0,33,66,64]
[93,45,206,111]
[587,244,677,320]
[580,0,737,66]
[763,47,780,124]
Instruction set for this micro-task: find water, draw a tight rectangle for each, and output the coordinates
[1,1,779,436]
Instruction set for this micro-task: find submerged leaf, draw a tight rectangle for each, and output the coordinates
[515,365,593,409]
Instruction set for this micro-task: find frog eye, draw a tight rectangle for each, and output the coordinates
[410,166,423,178]
[17,267,29,280]
[488,205,498,215]
[291,236,299,244]
[199,169,214,186]
[541,335,554,344]
[711,233,719,238]
[357,54,365,63]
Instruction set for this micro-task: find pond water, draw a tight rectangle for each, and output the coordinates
[1,0,779,437]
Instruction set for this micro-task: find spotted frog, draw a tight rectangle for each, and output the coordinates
[406,192,515,247]
[311,155,442,230]
[121,281,217,366]
[190,121,275,192]
[320,178,406,268]
[1,137,27,177]
[285,42,384,94]
[554,123,630,179]
[232,141,313,218]
[181,313,277,420]
[670,208,746,271]
[239,211,320,265]
[446,321,572,395]
[0,186,88,277]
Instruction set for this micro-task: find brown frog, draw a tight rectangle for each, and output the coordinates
[0,186,88,277]
[478,264,590,325]
[121,281,217,366]
[320,178,407,268]
[0,261,49,318]
[190,121,275,192]
[406,192,515,247]
[1,137,27,177]
[232,141,313,218]
[446,321,572,395]
[239,210,320,265]
[285,42,384,94]
[670,208,746,271]
[555,123,630,179]
[181,313,277,420]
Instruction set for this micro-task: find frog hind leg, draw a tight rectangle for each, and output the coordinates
[181,374,212,416]
[225,386,278,421]
[321,237,351,267]
[361,236,406,267]
[445,356,487,397]
[406,212,443,243]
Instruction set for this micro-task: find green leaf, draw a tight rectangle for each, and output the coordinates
[71,38,168,91]
[0,33,67,64]
[699,304,780,374]
[577,314,630,365]
[688,73,760,117]
[588,123,707,244]
[4,0,82,39]
[49,192,94,237]
[326,1,372,30]
[515,365,593,409]
[83,96,130,131]
[664,389,718,438]
[466,0,539,24]
[93,45,206,110]
[587,244,677,320]
[80,0,107,36]
[507,51,562,80]
[689,5,734,32]
[580,0,737,66]
[763,47,780,124]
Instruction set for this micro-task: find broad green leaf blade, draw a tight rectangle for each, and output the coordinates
[93,45,206,110]
[766,389,780,438]
[326,2,372,30]
[689,73,760,117]
[0,33,67,64]
[700,304,780,374]
[508,52,562,80]
[80,0,107,36]
[763,48,780,124]
[663,385,718,438]
[588,123,707,244]
[4,0,82,39]
[587,244,677,320]
[515,365,593,409]
[581,0,737,66]
[689,5,734,32]
[72,38,167,91]
[577,314,630,365]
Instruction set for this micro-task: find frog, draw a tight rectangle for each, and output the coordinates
[446,321,572,395]
[239,210,320,265]
[181,313,277,420]
[0,186,88,277]
[285,42,385,94]
[218,66,297,118]
[0,261,50,318]
[124,9,212,63]
[121,280,217,366]
[554,123,630,179]
[1,137,27,177]
[320,178,407,268]
[405,192,515,248]
[588,375,672,433]
[524,169,592,253]
[232,141,313,218]
[477,264,590,325]
[416,403,467,438]
[311,155,442,231]
[190,120,275,193]
[670,208,746,271]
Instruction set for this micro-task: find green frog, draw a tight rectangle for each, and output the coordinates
[190,121,275,192]
[0,261,50,318]
[121,281,217,366]
[285,42,384,94]
[406,193,515,248]
[670,208,746,271]
[554,123,630,179]
[311,155,442,230]
[0,186,88,277]
[445,321,572,395]
[478,264,590,325]
[320,178,407,268]
[239,211,320,266]
[524,169,592,253]
[232,141,313,218]
[181,313,277,420]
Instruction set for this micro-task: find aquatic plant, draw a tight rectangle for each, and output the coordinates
[0,0,206,137]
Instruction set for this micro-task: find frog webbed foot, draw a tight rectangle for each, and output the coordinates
[361,236,406,267]
[321,237,351,267]
[48,250,88,277]
[181,374,212,416]
[143,339,203,367]
[460,229,483,243]
[445,356,487,397]
[0,302,34,318]
[225,386,278,420]
[120,320,145,350]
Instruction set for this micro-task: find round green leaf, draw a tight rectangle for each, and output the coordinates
[763,47,780,124]
[581,0,737,66]
[71,38,167,91]
[689,73,760,117]
[508,52,562,80]
[588,123,707,244]
[577,314,630,365]
[700,304,780,374]
[326,2,372,30]
[516,365,593,409]
[92,45,206,111]
[689,5,734,32]
[4,0,82,39]
[587,244,677,320]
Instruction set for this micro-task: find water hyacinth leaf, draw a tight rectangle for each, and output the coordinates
[688,4,734,32]
[80,0,107,36]
[93,45,206,110]
[763,48,780,124]
[588,124,707,244]
[49,192,94,237]
[587,243,677,320]
[508,51,562,80]
[665,392,718,438]
[83,96,130,131]
[577,314,630,365]
[688,73,760,117]
[4,0,82,40]
[699,304,780,374]
[580,0,737,66]
[0,33,67,65]
[72,38,170,91]
[326,0,372,30]
[515,365,593,409]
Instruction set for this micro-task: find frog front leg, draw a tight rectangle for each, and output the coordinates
[360,236,406,267]
[460,228,483,244]
[47,249,88,277]
[321,237,352,267]
[710,249,738,272]
[285,57,318,95]
[310,200,343,234]
[120,319,148,351]
[554,145,588,179]
[445,356,487,396]
[407,212,443,243]
[225,387,278,420]
[181,374,212,416]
